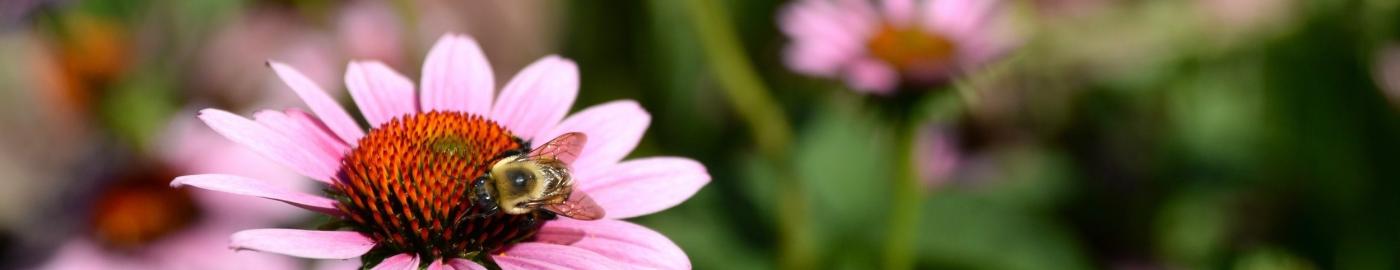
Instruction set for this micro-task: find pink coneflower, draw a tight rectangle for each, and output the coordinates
[337,1,404,67]
[780,0,1016,94]
[915,125,962,189]
[196,8,342,111]
[171,33,709,269]
[39,115,304,270]
[1374,44,1400,109]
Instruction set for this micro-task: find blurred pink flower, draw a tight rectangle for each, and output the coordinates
[337,1,404,67]
[1195,0,1292,35]
[195,9,341,110]
[172,33,709,269]
[38,112,306,270]
[1373,44,1400,109]
[780,0,1017,94]
[915,125,963,189]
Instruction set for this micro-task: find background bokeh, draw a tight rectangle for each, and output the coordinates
[2,0,1398,269]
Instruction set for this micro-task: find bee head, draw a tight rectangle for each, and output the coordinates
[486,155,571,215]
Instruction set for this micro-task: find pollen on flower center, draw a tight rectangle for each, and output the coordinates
[330,111,552,263]
[867,23,957,73]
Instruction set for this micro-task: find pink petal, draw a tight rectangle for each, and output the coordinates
[783,43,860,77]
[541,100,650,178]
[491,56,579,141]
[494,243,619,270]
[882,0,917,27]
[577,157,709,219]
[371,253,419,270]
[230,229,375,259]
[925,0,1000,39]
[313,258,363,270]
[163,110,309,182]
[199,109,338,180]
[253,109,348,182]
[844,57,899,94]
[269,61,365,145]
[779,0,874,46]
[150,226,303,270]
[536,219,690,269]
[420,34,494,115]
[444,259,486,270]
[424,259,445,270]
[779,0,880,78]
[171,174,341,215]
[916,126,962,189]
[346,61,418,128]
[285,109,352,161]
[37,239,138,270]
[338,1,403,65]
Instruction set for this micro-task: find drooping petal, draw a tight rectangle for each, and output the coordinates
[491,56,579,141]
[199,109,337,180]
[443,259,486,270]
[285,109,352,159]
[230,229,375,259]
[535,219,690,269]
[269,61,364,145]
[171,174,341,215]
[493,243,619,270]
[370,254,419,270]
[346,61,418,128]
[844,57,899,94]
[253,109,348,181]
[541,100,650,177]
[576,157,709,219]
[420,34,494,115]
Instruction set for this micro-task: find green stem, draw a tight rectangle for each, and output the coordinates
[685,0,794,158]
[880,87,963,269]
[884,113,922,270]
[684,0,811,269]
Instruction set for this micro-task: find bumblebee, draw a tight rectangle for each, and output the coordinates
[472,132,605,220]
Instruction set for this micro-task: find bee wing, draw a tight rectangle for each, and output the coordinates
[544,189,606,220]
[530,132,587,166]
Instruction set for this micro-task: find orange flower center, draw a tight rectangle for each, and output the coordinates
[91,167,198,249]
[866,23,957,73]
[331,111,550,265]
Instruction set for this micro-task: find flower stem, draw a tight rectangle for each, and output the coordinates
[880,87,963,269]
[684,0,812,269]
[684,0,794,158]
[883,112,922,270]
